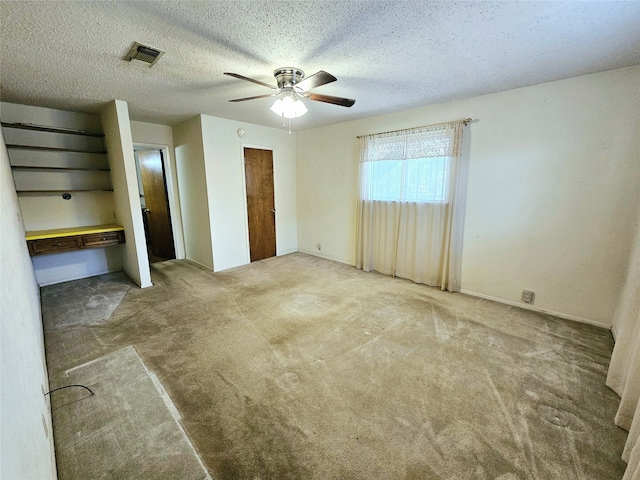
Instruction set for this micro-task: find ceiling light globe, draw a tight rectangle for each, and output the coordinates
[289,98,308,118]
[271,96,307,118]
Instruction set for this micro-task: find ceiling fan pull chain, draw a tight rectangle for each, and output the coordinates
[288,116,292,135]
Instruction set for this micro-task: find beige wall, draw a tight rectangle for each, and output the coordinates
[296,66,640,327]
[200,115,298,271]
[0,130,56,479]
[172,116,213,269]
[101,100,151,288]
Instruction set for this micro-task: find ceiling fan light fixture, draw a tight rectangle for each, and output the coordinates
[225,66,353,131]
[270,95,307,118]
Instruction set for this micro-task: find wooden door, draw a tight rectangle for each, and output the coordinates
[137,149,176,260]
[244,148,276,262]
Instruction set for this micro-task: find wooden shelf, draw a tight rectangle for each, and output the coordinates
[16,189,114,194]
[6,144,107,154]
[4,120,113,199]
[1,122,104,137]
[11,166,110,172]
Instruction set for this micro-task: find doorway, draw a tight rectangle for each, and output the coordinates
[134,148,176,263]
[244,147,276,262]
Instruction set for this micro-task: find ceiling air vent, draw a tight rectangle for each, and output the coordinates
[124,42,164,67]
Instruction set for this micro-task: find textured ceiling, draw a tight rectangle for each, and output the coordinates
[1,1,639,131]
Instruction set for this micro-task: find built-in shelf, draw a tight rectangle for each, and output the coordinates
[1,122,104,137]
[11,166,111,172]
[16,189,114,194]
[3,117,119,261]
[3,120,111,197]
[6,144,107,154]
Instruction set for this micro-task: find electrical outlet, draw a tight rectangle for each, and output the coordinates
[316,243,322,251]
[521,290,535,304]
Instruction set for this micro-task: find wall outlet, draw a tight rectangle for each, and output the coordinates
[316,243,322,251]
[521,290,535,304]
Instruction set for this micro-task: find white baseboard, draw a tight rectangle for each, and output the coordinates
[459,289,611,329]
[37,267,119,287]
[184,257,213,271]
[277,248,298,256]
[611,325,618,342]
[122,267,152,289]
[296,248,355,266]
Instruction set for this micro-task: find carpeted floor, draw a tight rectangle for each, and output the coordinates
[42,253,628,479]
[49,345,210,479]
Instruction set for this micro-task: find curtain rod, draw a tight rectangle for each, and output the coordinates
[356,118,473,139]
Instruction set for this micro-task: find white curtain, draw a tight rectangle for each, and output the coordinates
[606,213,640,480]
[356,121,467,291]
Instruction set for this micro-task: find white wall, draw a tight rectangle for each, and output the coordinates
[172,116,214,269]
[130,120,186,259]
[101,100,151,288]
[0,130,57,479]
[200,115,298,271]
[0,102,122,285]
[297,66,640,327]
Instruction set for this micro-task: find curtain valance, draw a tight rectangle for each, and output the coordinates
[360,124,460,162]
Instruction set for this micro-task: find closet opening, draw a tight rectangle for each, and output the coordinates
[134,147,176,263]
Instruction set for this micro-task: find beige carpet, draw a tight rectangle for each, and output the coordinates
[49,346,210,479]
[42,253,627,479]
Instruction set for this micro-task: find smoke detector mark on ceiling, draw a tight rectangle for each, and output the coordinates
[124,42,164,67]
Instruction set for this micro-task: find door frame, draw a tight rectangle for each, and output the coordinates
[133,142,185,260]
[240,143,278,264]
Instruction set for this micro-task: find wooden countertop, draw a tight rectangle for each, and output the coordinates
[25,223,124,241]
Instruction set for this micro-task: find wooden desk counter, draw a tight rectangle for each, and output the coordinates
[25,224,125,256]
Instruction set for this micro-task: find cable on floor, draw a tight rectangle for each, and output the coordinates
[44,384,95,396]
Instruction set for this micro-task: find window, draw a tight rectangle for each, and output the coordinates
[362,157,449,202]
[359,125,456,203]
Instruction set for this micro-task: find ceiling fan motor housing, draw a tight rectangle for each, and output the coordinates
[274,68,305,89]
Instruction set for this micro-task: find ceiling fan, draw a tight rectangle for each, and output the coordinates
[224,67,355,130]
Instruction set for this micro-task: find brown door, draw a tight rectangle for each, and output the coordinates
[137,149,176,260]
[244,148,276,262]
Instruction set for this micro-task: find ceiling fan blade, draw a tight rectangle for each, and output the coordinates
[307,93,356,107]
[224,72,276,90]
[229,94,277,102]
[295,70,337,91]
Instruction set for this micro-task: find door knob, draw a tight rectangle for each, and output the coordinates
[143,208,151,214]
[270,209,276,213]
